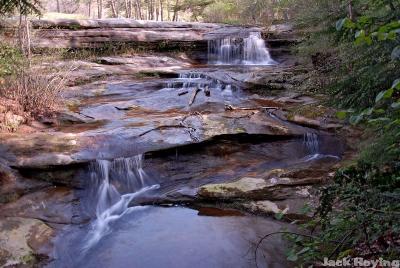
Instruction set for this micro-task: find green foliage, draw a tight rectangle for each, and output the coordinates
[284,0,400,265]
[175,0,214,21]
[287,163,400,264]
[0,0,42,15]
[202,0,289,25]
[0,43,23,79]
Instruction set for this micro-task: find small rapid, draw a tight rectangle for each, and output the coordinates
[208,32,276,65]
[83,155,159,251]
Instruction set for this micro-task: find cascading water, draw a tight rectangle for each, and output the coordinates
[303,133,341,161]
[208,32,276,65]
[83,155,159,251]
[304,133,319,155]
[166,72,238,98]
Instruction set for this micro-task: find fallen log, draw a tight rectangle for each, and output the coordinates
[189,87,201,106]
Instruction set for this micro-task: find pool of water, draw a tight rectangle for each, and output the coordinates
[50,206,292,268]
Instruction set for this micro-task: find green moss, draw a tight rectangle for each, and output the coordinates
[19,252,36,265]
[287,103,327,120]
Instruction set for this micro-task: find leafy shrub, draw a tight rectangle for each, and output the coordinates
[0,43,23,79]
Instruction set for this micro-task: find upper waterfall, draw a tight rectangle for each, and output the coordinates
[208,32,276,65]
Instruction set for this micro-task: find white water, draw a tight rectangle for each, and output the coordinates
[83,155,159,251]
[166,72,237,98]
[303,133,341,161]
[208,32,276,65]
[303,133,319,154]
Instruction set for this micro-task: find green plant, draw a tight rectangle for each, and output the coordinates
[0,43,23,79]
[281,0,400,266]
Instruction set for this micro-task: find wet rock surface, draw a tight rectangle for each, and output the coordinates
[0,21,351,267]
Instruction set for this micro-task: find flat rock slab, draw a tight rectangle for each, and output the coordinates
[0,217,54,267]
[3,66,320,170]
[197,176,314,201]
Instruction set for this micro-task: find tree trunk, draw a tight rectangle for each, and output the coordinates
[348,0,354,21]
[135,0,142,19]
[18,3,24,55]
[25,17,31,63]
[125,0,129,17]
[88,0,92,18]
[172,0,179,21]
[146,0,150,19]
[56,0,61,13]
[167,0,170,20]
[150,0,154,20]
[160,0,164,21]
[97,0,103,18]
[110,0,118,17]
[129,0,132,17]
[155,0,159,20]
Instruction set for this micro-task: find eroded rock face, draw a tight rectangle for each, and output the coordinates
[0,187,80,225]
[0,160,50,204]
[0,217,54,267]
[1,19,260,50]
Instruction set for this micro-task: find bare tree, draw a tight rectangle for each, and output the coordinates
[56,0,61,12]
[167,0,170,20]
[124,0,131,17]
[160,0,163,21]
[97,0,103,18]
[135,0,142,19]
[155,0,159,20]
[110,0,118,17]
[172,0,179,21]
[88,0,92,17]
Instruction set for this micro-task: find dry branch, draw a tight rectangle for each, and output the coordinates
[224,104,281,111]
[138,124,196,137]
[178,90,189,96]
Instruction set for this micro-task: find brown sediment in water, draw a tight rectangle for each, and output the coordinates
[195,206,245,217]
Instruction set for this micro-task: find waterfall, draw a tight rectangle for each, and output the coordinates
[303,133,341,161]
[208,32,276,65]
[303,133,319,155]
[83,155,159,251]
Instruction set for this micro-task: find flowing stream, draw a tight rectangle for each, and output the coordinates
[47,30,344,268]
